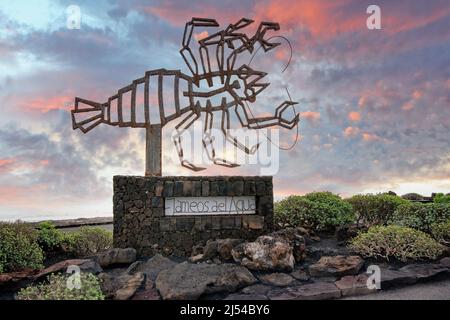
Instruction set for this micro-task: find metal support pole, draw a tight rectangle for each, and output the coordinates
[145,125,162,176]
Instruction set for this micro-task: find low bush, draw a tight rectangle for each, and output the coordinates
[430,220,450,244]
[389,203,450,232]
[433,193,450,204]
[0,222,44,273]
[274,192,355,231]
[36,221,64,252]
[63,227,113,257]
[346,194,409,226]
[274,196,316,228]
[16,273,104,300]
[349,225,444,262]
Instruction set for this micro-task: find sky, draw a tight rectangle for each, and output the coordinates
[0,0,449,221]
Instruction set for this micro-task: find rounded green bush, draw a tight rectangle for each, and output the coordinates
[274,192,355,231]
[63,227,113,257]
[389,202,450,232]
[349,225,444,262]
[0,222,44,273]
[346,194,409,226]
[430,220,450,244]
[37,221,64,252]
[17,272,104,300]
[433,193,450,204]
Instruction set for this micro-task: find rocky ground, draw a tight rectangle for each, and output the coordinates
[342,279,450,300]
[1,227,449,300]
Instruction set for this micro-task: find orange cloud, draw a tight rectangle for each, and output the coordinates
[355,81,404,111]
[358,96,367,108]
[412,90,423,100]
[194,31,209,41]
[275,47,289,61]
[348,111,361,122]
[362,132,379,142]
[301,111,320,122]
[402,101,415,111]
[401,88,425,111]
[344,126,359,137]
[0,159,14,166]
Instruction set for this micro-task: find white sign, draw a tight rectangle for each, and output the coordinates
[164,196,256,216]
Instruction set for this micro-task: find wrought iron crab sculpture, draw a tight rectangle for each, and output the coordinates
[71,17,300,172]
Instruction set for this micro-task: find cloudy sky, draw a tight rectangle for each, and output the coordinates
[0,0,449,221]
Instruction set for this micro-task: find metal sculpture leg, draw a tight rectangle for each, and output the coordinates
[202,110,240,168]
[172,110,205,171]
[222,107,260,155]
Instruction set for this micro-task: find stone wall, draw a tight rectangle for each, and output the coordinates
[113,175,274,256]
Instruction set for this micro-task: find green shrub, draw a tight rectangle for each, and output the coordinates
[274,196,316,228]
[390,203,450,232]
[433,193,450,204]
[16,273,104,300]
[347,194,409,226]
[37,221,64,252]
[274,192,355,231]
[349,225,444,262]
[63,227,112,257]
[0,222,44,273]
[430,220,450,244]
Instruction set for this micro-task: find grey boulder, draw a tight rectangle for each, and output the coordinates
[156,262,257,300]
[99,269,145,300]
[309,255,364,277]
[129,254,177,281]
[95,248,137,268]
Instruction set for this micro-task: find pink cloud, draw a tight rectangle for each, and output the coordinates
[254,0,362,39]
[0,184,49,206]
[301,111,320,122]
[0,158,15,174]
[20,95,73,113]
[0,157,51,175]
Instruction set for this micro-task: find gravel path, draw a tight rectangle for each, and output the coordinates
[342,279,450,300]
